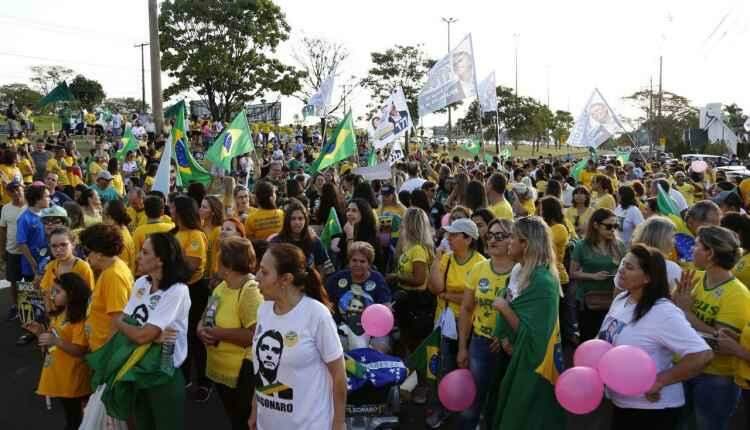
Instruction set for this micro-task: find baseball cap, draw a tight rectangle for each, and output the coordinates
[443,218,479,240]
[97,171,113,181]
[41,205,68,219]
[381,184,395,195]
[713,190,740,206]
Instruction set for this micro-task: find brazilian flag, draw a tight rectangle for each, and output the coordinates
[115,128,139,161]
[571,158,588,183]
[463,138,482,156]
[407,327,441,380]
[319,207,342,250]
[490,266,564,429]
[311,111,357,174]
[206,110,254,171]
[171,102,211,186]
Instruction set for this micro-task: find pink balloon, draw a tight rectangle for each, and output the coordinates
[438,369,477,412]
[555,367,604,415]
[574,339,613,368]
[441,213,451,227]
[691,160,708,173]
[598,345,657,396]
[361,304,394,337]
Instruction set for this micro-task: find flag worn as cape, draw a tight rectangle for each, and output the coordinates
[206,110,254,171]
[657,184,694,261]
[319,207,343,250]
[406,327,441,380]
[172,103,211,186]
[164,100,186,119]
[312,111,357,173]
[115,128,139,161]
[86,317,171,420]
[571,158,588,182]
[490,265,564,429]
[464,138,482,156]
[38,81,75,107]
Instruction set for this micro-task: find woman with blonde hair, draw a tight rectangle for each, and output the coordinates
[389,208,435,353]
[618,216,682,291]
[445,172,469,211]
[490,216,563,428]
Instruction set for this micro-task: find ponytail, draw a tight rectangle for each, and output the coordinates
[267,243,333,311]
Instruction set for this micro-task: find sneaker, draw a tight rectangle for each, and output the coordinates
[16,333,34,346]
[425,408,450,429]
[192,384,213,403]
[6,305,18,322]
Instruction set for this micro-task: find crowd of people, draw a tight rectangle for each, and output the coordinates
[5,116,750,430]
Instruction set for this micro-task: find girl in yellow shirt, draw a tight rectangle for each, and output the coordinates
[592,175,616,210]
[199,196,224,287]
[24,272,92,430]
[103,200,137,272]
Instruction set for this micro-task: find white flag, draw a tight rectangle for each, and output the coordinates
[566,89,626,148]
[152,133,173,195]
[388,140,404,166]
[368,87,414,150]
[478,72,497,113]
[418,34,478,116]
[306,73,335,117]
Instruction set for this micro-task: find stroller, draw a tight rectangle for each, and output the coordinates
[344,347,405,430]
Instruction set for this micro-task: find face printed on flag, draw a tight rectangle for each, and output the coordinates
[589,103,610,124]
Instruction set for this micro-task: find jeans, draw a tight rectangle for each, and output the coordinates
[578,305,608,342]
[458,335,502,429]
[611,405,682,430]
[183,278,210,386]
[216,360,253,430]
[684,373,741,430]
[428,335,458,413]
[559,282,578,342]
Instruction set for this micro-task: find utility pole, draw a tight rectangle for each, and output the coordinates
[649,77,653,151]
[513,33,520,96]
[148,0,164,136]
[545,65,550,107]
[657,56,663,153]
[442,17,457,142]
[341,84,348,114]
[134,42,149,113]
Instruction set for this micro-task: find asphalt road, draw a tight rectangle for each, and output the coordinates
[1,284,747,429]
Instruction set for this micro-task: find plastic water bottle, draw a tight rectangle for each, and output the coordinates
[161,331,175,373]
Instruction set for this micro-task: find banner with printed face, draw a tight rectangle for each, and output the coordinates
[478,72,498,113]
[566,88,627,148]
[368,87,414,150]
[418,34,478,116]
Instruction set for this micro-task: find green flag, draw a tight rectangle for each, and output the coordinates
[656,184,680,217]
[588,146,598,162]
[406,327,440,380]
[164,100,186,119]
[571,158,588,182]
[320,207,342,249]
[484,153,495,164]
[313,111,357,173]
[206,110,254,171]
[500,146,511,159]
[172,103,211,186]
[368,148,378,167]
[464,138,482,155]
[38,81,75,107]
[616,150,630,165]
[115,128,139,161]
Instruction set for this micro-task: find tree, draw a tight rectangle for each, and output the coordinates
[0,84,42,108]
[29,65,75,95]
[69,75,106,110]
[160,0,304,121]
[624,90,699,156]
[551,110,574,149]
[293,37,357,115]
[103,97,149,114]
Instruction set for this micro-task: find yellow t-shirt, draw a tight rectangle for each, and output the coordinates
[205,225,222,277]
[112,173,125,197]
[46,158,69,186]
[126,207,148,232]
[734,254,750,292]
[564,207,594,235]
[593,193,616,211]
[0,165,22,204]
[691,276,750,376]
[206,279,263,388]
[88,162,103,183]
[244,208,284,241]
[536,180,548,195]
[580,170,596,189]
[520,198,536,216]
[119,226,136,272]
[549,223,570,284]
[18,158,33,183]
[143,176,154,191]
[176,229,208,284]
[740,179,750,208]
[434,251,487,320]
[466,260,511,338]
[490,199,514,220]
[396,244,432,291]
[675,183,695,206]
[40,258,95,294]
[36,315,91,398]
[85,112,96,126]
[64,156,76,186]
[734,321,750,388]
[133,221,175,254]
[86,258,134,352]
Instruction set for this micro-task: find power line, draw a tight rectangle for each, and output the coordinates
[0,51,150,72]
[0,15,143,41]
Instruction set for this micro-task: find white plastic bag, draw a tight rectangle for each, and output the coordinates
[79,384,128,430]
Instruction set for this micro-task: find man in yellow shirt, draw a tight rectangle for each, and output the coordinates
[579,160,597,190]
[674,171,696,206]
[126,188,147,231]
[133,196,175,256]
[487,172,513,220]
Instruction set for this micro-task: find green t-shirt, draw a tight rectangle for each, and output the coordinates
[571,239,624,300]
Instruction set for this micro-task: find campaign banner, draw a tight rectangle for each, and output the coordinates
[478,72,497,113]
[305,73,335,118]
[418,34,478,116]
[17,281,46,325]
[388,141,405,166]
[566,88,626,148]
[368,87,414,150]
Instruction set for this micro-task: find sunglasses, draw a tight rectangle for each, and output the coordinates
[487,231,511,241]
[599,222,618,231]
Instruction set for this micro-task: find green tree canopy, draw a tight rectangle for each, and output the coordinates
[0,84,42,109]
[160,0,304,121]
[69,75,106,110]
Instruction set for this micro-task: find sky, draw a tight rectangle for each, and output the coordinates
[1,0,747,129]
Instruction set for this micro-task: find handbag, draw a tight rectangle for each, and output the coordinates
[584,290,614,311]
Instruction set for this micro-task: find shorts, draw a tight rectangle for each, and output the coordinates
[6,252,22,282]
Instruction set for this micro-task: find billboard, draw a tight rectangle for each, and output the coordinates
[246,102,282,123]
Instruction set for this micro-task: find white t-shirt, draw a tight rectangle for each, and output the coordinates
[598,294,709,409]
[0,203,26,254]
[112,113,122,129]
[123,276,191,367]
[614,205,644,246]
[252,296,343,430]
[399,177,426,194]
[132,126,147,140]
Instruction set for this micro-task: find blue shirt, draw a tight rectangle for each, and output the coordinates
[94,185,120,203]
[16,208,48,276]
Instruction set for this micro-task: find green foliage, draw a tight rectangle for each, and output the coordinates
[361,45,433,125]
[29,65,75,95]
[0,83,42,108]
[103,97,149,114]
[159,0,304,121]
[69,75,106,110]
[624,90,699,156]
[292,37,357,116]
